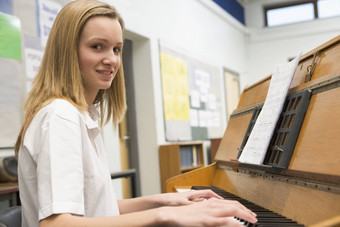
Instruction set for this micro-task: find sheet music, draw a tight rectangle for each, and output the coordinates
[239,52,301,165]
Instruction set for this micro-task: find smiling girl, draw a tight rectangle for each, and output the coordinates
[15,0,257,226]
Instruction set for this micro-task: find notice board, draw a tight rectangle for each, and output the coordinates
[159,43,225,141]
[0,13,22,148]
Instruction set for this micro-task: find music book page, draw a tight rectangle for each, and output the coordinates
[239,52,301,165]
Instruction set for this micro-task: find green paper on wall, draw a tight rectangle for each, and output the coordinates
[0,13,22,60]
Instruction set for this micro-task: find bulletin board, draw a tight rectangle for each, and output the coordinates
[0,12,23,148]
[0,0,61,148]
[159,43,225,141]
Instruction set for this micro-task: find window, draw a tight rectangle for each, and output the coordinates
[318,0,340,18]
[267,3,315,27]
[264,0,340,27]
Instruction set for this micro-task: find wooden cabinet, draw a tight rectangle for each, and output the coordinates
[159,142,204,192]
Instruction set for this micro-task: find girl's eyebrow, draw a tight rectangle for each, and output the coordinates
[89,38,123,46]
[88,37,108,43]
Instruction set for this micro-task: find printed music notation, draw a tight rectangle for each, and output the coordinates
[239,52,301,165]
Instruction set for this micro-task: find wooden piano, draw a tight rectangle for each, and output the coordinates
[166,35,340,226]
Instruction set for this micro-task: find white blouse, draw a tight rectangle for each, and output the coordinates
[18,99,120,227]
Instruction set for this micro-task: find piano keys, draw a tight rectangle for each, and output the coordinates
[192,186,305,227]
[165,35,340,227]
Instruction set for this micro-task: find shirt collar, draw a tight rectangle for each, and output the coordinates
[84,105,100,129]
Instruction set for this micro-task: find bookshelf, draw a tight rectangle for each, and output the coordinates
[159,142,204,192]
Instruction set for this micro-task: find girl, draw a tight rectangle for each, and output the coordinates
[15,0,257,226]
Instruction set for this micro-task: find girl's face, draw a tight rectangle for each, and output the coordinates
[78,16,123,102]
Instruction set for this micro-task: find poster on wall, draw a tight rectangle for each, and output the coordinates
[37,0,62,47]
[0,12,22,148]
[0,59,22,148]
[160,52,192,141]
[24,35,44,94]
[25,47,43,80]
[159,42,225,141]
[0,13,21,60]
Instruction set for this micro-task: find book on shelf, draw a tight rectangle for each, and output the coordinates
[180,145,199,168]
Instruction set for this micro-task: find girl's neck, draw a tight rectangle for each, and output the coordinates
[85,91,97,107]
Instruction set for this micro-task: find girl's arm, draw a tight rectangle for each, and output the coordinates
[40,197,257,227]
[117,189,223,214]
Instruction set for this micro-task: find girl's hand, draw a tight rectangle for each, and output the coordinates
[159,197,257,227]
[158,189,223,206]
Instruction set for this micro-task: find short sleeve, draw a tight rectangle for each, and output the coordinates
[36,110,85,220]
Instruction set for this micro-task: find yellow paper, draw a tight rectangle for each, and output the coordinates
[160,52,190,121]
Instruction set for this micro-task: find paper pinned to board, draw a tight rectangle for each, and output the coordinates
[0,58,22,147]
[239,52,301,165]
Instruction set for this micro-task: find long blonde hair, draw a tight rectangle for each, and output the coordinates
[15,0,126,155]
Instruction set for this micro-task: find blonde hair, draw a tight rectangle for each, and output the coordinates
[15,0,126,155]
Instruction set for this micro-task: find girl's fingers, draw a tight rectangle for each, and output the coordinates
[187,189,223,201]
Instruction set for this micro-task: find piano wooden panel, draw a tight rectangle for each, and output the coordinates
[290,87,340,176]
[215,113,251,162]
[212,168,340,226]
[237,76,270,110]
[166,164,340,226]
[291,35,340,91]
[166,35,340,227]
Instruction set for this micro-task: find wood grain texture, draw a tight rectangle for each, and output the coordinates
[289,88,340,176]
[214,113,252,161]
[212,169,340,226]
[166,164,216,193]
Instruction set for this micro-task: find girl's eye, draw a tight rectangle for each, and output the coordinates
[113,47,121,53]
[92,44,102,50]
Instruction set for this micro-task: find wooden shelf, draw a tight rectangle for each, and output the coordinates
[159,142,204,192]
[181,164,204,173]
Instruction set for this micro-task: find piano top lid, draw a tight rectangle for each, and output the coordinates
[300,34,340,62]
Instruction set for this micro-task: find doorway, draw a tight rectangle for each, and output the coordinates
[117,39,141,198]
[224,68,240,120]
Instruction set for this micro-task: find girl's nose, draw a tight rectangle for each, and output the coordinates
[103,51,119,66]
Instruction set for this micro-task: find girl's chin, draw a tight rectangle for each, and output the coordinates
[101,82,113,90]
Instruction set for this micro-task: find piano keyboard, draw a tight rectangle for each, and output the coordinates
[192,186,305,227]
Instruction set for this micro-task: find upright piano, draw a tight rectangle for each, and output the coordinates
[166,35,340,226]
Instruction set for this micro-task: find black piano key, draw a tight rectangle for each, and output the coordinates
[257,218,297,223]
[255,213,283,218]
[255,224,305,227]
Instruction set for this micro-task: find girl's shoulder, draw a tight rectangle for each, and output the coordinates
[38,99,83,124]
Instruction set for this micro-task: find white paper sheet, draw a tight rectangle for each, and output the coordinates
[25,48,43,79]
[189,109,199,127]
[0,58,22,147]
[239,53,301,165]
[37,0,62,47]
